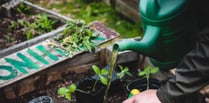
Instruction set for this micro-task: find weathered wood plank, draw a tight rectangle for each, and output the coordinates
[2,51,102,100]
[115,0,141,22]
[0,0,68,58]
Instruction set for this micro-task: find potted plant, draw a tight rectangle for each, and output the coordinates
[58,65,108,103]
[126,66,160,93]
[91,64,133,94]
[58,64,132,103]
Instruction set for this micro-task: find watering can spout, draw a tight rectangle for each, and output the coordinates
[114,25,161,59]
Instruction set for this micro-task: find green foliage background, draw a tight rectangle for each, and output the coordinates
[30,0,143,38]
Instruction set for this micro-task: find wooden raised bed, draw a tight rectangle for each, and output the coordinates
[0,0,69,58]
[0,21,126,102]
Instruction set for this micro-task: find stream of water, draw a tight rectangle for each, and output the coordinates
[103,45,119,103]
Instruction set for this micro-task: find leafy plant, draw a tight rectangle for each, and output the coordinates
[30,0,143,38]
[4,34,14,42]
[16,2,31,14]
[57,64,132,102]
[9,14,57,40]
[138,66,159,90]
[58,83,86,101]
[92,65,108,91]
[50,20,98,57]
[116,65,133,79]
[57,65,108,101]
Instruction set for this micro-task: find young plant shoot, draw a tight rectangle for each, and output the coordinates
[138,66,159,90]
[58,83,86,101]
[57,65,108,101]
[117,65,133,79]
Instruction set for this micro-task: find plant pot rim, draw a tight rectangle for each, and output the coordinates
[28,96,53,103]
[126,78,160,92]
[76,78,105,96]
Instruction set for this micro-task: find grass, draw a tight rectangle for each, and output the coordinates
[30,0,143,38]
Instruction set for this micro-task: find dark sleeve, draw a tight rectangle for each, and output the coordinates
[157,31,209,103]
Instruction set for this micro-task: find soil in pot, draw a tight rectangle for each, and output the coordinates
[0,1,63,50]
[75,78,105,103]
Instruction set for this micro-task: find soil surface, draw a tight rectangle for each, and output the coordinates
[8,64,139,103]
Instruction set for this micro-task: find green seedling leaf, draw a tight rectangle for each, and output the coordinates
[118,65,123,71]
[125,72,133,77]
[150,67,159,74]
[123,67,129,72]
[138,71,146,77]
[101,69,109,75]
[65,93,72,101]
[26,30,33,40]
[100,75,107,85]
[117,65,132,79]
[69,84,77,93]
[58,87,69,96]
[92,65,100,75]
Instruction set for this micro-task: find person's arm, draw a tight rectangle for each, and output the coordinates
[157,31,209,103]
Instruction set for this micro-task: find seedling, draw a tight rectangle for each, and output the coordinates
[8,14,57,40]
[138,66,159,90]
[92,65,108,91]
[117,65,133,79]
[16,2,31,14]
[58,83,86,101]
[57,65,108,101]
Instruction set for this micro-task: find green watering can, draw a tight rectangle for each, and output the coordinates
[114,0,197,70]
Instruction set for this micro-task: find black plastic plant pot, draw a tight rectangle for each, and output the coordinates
[75,78,105,103]
[28,96,53,103]
[126,78,160,93]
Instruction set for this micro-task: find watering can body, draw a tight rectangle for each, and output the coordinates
[115,0,197,70]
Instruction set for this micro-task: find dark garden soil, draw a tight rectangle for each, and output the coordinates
[8,63,139,103]
[0,2,62,50]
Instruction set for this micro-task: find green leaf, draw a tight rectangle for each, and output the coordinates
[126,72,133,77]
[124,67,129,72]
[101,69,109,75]
[100,75,107,85]
[118,73,125,79]
[150,67,159,74]
[69,84,77,93]
[118,65,123,71]
[26,30,33,40]
[65,92,72,101]
[58,87,69,96]
[138,71,146,77]
[92,65,100,75]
